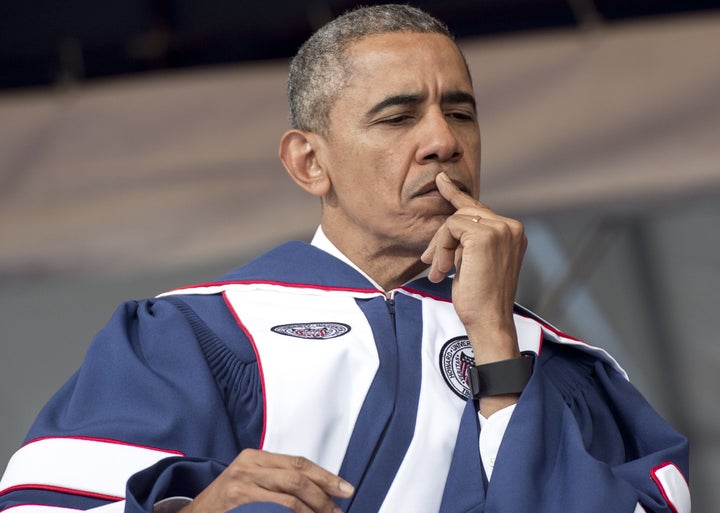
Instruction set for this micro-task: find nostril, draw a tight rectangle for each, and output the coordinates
[422,149,462,163]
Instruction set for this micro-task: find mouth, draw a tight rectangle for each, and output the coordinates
[413,177,469,198]
[414,183,441,197]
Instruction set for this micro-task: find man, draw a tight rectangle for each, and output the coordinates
[0,5,689,513]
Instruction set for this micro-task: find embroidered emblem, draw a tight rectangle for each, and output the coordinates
[439,336,475,399]
[271,322,351,340]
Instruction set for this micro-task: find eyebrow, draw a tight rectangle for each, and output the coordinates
[365,94,422,118]
[364,90,477,119]
[442,91,477,112]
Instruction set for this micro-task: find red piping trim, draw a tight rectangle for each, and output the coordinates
[166,280,381,296]
[522,314,586,345]
[222,292,267,449]
[535,325,545,355]
[650,462,686,513]
[0,485,122,503]
[22,436,184,456]
[1,503,83,512]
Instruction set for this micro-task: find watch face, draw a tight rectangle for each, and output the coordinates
[439,336,475,400]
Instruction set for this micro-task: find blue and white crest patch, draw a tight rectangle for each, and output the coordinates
[271,322,351,340]
[439,336,475,399]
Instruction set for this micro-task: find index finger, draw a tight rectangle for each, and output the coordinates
[436,172,491,213]
[254,451,355,498]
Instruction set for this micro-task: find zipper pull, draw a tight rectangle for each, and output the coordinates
[386,297,395,317]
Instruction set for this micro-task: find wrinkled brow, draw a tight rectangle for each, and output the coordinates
[442,91,477,112]
[365,94,422,118]
[365,90,476,119]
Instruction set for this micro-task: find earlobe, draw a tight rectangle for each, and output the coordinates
[279,130,331,197]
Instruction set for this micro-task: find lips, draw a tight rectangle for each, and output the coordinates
[414,182,441,197]
[413,176,468,198]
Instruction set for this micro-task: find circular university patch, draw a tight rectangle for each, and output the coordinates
[439,336,475,399]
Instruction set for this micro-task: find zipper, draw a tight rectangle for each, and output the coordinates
[386,297,395,322]
[386,291,397,334]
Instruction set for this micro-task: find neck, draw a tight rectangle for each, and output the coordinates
[364,254,429,291]
[320,224,429,291]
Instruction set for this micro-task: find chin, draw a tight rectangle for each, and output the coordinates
[409,217,446,246]
[426,210,454,225]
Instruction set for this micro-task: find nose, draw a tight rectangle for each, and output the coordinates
[417,111,463,164]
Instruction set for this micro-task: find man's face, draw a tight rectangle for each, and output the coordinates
[316,31,481,257]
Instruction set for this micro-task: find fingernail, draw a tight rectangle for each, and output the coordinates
[339,480,354,494]
[438,172,450,182]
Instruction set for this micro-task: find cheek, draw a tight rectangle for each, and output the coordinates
[462,134,482,191]
[351,146,405,188]
[328,132,411,203]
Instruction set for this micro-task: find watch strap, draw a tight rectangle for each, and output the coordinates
[467,353,534,399]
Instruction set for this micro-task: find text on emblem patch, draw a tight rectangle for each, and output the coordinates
[439,336,475,399]
[271,322,351,340]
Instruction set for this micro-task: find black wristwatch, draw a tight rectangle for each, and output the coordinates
[467,353,534,399]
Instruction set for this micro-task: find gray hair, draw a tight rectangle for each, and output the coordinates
[287,4,456,135]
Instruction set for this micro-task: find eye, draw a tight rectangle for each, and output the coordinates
[446,110,476,122]
[378,114,414,125]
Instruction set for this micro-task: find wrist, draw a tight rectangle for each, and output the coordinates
[468,353,534,399]
[466,328,520,365]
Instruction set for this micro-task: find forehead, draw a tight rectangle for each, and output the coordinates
[339,32,473,107]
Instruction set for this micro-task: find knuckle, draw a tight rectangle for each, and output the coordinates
[236,448,259,461]
[290,455,310,470]
[496,222,511,236]
[226,464,252,482]
[284,471,307,492]
[508,218,525,234]
[495,218,524,242]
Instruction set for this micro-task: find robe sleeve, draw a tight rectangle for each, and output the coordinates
[0,295,264,513]
[441,342,690,513]
[126,458,299,513]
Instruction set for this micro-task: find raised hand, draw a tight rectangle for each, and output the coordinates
[421,172,527,366]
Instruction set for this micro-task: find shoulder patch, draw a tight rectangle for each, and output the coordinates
[271,322,351,340]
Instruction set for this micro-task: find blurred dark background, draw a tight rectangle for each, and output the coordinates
[2,0,719,90]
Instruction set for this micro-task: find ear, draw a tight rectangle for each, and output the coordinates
[278,129,331,198]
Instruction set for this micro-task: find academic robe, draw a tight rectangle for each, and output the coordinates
[0,241,690,513]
